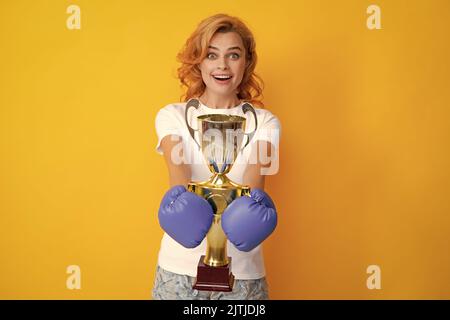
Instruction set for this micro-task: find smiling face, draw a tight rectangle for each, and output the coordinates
[199,31,247,100]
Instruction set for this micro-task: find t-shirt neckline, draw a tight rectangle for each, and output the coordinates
[198,100,244,112]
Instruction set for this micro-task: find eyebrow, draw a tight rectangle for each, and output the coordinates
[208,45,242,51]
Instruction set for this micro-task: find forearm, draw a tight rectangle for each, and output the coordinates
[168,164,191,188]
[243,164,265,190]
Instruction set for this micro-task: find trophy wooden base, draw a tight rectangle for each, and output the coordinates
[193,256,235,292]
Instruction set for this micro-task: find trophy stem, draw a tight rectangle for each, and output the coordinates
[206,173,243,189]
[204,206,229,267]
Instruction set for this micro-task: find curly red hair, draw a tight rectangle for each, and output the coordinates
[177,13,264,107]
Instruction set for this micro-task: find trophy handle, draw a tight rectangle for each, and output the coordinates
[185,98,201,150]
[240,102,258,150]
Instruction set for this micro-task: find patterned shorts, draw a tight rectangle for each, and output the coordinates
[151,265,270,300]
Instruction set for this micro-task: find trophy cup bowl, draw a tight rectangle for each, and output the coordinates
[184,98,257,292]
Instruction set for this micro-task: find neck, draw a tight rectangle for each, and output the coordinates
[199,92,241,109]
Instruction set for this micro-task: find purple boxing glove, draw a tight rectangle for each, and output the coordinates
[158,185,214,248]
[221,189,278,252]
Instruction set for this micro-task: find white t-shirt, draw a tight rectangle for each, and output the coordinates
[154,100,281,280]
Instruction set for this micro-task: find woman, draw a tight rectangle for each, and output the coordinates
[152,13,281,300]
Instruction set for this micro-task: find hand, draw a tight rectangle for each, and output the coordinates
[221,189,277,252]
[158,185,214,248]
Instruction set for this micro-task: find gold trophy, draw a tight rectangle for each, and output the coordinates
[184,98,258,292]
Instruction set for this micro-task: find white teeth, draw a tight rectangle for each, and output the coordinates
[213,75,232,79]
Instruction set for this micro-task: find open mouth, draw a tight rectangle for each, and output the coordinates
[212,75,233,82]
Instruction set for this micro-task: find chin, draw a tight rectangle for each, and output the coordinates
[214,90,236,97]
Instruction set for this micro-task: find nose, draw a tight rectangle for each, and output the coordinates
[217,57,228,70]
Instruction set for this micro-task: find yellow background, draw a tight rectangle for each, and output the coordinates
[1,0,449,299]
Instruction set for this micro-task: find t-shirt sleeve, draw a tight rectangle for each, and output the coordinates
[253,111,281,150]
[154,107,181,155]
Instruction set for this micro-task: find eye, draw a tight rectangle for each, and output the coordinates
[229,53,240,60]
[206,52,217,59]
